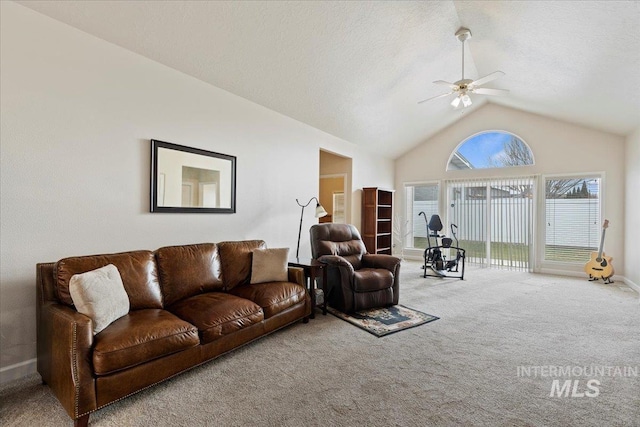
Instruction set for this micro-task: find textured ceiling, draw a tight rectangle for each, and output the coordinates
[16,1,640,158]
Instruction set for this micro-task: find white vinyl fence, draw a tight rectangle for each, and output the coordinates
[412,199,598,249]
[413,200,532,243]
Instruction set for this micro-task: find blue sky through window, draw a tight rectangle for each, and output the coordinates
[449,131,532,169]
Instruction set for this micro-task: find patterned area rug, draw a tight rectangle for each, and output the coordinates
[328,305,439,337]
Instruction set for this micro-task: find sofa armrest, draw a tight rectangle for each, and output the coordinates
[40,302,97,420]
[287,266,305,287]
[317,255,356,309]
[362,254,401,272]
[362,254,401,305]
[317,255,355,275]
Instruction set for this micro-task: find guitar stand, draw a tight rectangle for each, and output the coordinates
[588,274,614,284]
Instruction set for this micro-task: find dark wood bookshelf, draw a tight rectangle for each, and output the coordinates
[361,187,394,255]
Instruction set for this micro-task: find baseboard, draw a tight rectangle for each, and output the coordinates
[539,268,586,278]
[0,358,37,385]
[623,277,640,297]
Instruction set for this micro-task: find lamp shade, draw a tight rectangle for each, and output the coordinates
[315,203,328,218]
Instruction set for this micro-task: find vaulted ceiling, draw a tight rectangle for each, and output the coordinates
[17,1,640,158]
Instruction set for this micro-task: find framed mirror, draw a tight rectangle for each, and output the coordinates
[151,139,236,213]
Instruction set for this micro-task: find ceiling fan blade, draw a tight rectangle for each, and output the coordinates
[471,71,505,87]
[473,87,510,96]
[433,80,458,89]
[417,92,454,104]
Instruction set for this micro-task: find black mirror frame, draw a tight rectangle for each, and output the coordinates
[150,139,236,213]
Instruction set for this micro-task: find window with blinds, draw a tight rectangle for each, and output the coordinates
[447,176,534,270]
[544,176,601,263]
[404,183,439,249]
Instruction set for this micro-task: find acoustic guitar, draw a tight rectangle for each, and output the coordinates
[584,220,614,283]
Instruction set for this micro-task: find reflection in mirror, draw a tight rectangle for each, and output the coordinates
[151,140,236,213]
[447,131,534,171]
[181,166,220,208]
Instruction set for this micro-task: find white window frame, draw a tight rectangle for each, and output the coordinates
[537,172,605,274]
[446,130,535,171]
[401,181,441,258]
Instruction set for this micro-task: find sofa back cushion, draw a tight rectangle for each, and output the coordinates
[55,251,163,309]
[155,243,223,306]
[218,240,266,290]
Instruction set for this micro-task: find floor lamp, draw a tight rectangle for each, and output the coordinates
[296,197,328,259]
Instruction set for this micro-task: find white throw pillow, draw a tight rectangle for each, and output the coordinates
[69,264,130,335]
[250,248,289,284]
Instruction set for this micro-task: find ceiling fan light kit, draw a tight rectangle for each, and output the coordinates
[418,27,509,109]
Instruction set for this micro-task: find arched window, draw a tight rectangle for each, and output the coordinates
[447,131,534,171]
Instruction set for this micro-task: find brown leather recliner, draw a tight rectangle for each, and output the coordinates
[310,223,401,313]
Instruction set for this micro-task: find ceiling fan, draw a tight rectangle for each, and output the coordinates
[418,27,509,108]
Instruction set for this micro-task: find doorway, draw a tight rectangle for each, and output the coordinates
[319,175,347,223]
[319,150,352,225]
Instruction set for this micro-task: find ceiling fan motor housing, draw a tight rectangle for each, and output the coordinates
[455,27,472,43]
[455,79,474,91]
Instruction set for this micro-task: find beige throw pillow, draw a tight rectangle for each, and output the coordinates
[69,264,130,335]
[250,248,289,284]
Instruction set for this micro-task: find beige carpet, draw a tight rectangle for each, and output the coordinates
[1,262,639,426]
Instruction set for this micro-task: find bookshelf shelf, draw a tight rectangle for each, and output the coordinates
[361,187,394,255]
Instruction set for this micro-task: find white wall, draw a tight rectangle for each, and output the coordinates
[625,127,640,289]
[0,2,393,382]
[395,103,626,275]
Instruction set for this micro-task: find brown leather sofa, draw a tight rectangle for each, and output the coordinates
[36,241,311,426]
[310,223,401,313]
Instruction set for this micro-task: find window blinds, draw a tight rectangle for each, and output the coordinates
[544,177,601,263]
[446,176,535,270]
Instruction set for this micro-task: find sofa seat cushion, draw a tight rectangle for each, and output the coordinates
[93,309,199,376]
[353,268,394,292]
[169,293,264,344]
[229,281,306,318]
